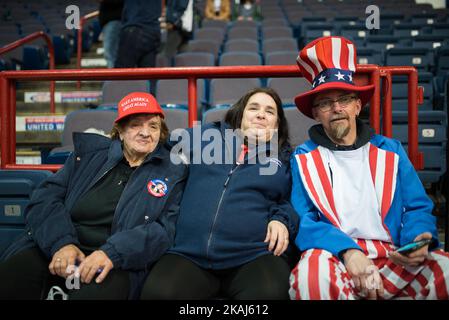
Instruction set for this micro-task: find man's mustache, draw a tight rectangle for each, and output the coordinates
[330,115,349,122]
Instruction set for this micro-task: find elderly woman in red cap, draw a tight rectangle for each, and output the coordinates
[289,36,449,300]
[0,92,187,300]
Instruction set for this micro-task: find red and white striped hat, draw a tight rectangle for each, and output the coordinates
[294,36,374,119]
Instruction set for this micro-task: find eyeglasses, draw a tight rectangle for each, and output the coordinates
[313,95,358,112]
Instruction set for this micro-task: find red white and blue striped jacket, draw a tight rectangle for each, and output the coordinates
[291,133,439,259]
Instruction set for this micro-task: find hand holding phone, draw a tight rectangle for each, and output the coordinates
[395,239,432,255]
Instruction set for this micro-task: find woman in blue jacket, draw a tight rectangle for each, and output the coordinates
[0,92,187,300]
[141,87,299,300]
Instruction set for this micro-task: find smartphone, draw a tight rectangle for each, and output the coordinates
[395,239,432,255]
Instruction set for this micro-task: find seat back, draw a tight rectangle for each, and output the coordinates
[203,107,229,124]
[209,78,262,107]
[60,109,117,147]
[174,52,215,67]
[224,39,259,53]
[0,170,53,255]
[101,80,149,107]
[219,52,262,66]
[263,38,298,56]
[265,51,299,65]
[267,77,310,107]
[284,107,317,148]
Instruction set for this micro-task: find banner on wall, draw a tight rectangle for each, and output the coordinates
[24,91,102,103]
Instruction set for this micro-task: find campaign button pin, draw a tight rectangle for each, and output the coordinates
[147,179,168,197]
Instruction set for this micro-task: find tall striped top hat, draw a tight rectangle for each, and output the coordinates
[294,36,374,119]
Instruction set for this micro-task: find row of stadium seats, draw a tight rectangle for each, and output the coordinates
[0,0,100,69]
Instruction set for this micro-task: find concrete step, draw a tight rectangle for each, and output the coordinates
[16,131,62,146]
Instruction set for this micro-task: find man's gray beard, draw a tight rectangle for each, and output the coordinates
[329,122,350,141]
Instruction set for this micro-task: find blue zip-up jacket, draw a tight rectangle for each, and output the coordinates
[291,133,439,259]
[169,121,299,269]
[1,133,187,299]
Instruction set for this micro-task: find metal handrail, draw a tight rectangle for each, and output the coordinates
[0,31,56,113]
[380,66,422,170]
[76,10,99,89]
[1,64,383,171]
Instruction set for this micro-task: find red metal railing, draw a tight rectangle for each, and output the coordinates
[76,10,99,89]
[1,64,387,172]
[380,66,423,170]
[0,31,56,113]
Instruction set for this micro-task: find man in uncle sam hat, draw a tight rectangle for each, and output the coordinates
[289,36,449,300]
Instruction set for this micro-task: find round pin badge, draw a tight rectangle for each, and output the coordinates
[147,179,168,197]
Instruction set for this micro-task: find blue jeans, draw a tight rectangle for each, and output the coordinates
[102,20,122,68]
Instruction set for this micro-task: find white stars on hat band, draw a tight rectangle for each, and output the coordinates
[311,68,355,89]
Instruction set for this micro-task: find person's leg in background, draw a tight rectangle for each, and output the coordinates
[162,29,183,61]
[115,26,145,68]
[102,20,122,68]
[136,29,161,95]
[140,254,220,299]
[0,247,63,300]
[222,254,291,300]
[137,32,160,68]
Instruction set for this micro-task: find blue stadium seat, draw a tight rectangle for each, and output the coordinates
[267,77,309,107]
[302,23,336,44]
[185,39,222,61]
[218,52,262,66]
[224,39,259,53]
[431,23,449,37]
[340,24,370,47]
[202,106,229,123]
[436,45,449,73]
[379,13,405,29]
[0,170,53,256]
[385,48,433,71]
[162,107,189,131]
[209,78,262,108]
[365,35,403,52]
[100,80,150,108]
[261,18,288,28]
[391,79,447,185]
[227,26,258,41]
[412,35,447,50]
[390,72,435,112]
[22,45,49,70]
[283,106,317,148]
[392,23,431,38]
[155,79,206,111]
[265,51,298,66]
[391,72,434,101]
[46,110,117,163]
[263,38,298,57]
[262,26,293,39]
[194,27,226,43]
[174,52,215,67]
[356,48,383,65]
[202,19,228,30]
[410,13,437,25]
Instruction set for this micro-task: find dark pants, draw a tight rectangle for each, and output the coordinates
[0,247,130,300]
[161,29,190,60]
[115,26,160,68]
[140,254,291,300]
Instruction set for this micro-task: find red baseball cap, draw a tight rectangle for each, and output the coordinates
[115,92,165,123]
